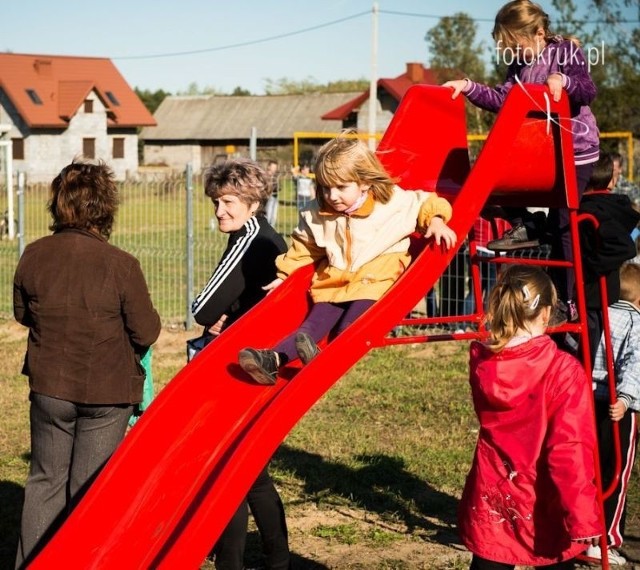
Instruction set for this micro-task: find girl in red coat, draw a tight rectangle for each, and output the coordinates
[459,265,601,569]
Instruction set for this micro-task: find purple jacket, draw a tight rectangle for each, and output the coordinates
[464,37,599,164]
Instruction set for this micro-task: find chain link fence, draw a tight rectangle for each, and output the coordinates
[0,167,549,330]
[0,168,306,327]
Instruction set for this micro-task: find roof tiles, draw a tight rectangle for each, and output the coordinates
[0,53,156,128]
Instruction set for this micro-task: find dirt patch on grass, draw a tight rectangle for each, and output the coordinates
[406,340,467,360]
[0,319,28,343]
[155,323,200,351]
[280,504,470,569]
[260,503,640,569]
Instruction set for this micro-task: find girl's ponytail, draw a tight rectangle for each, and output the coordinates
[486,265,557,351]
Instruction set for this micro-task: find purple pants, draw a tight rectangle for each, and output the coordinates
[548,162,595,301]
[274,300,375,363]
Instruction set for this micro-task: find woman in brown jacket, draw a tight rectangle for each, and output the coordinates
[13,161,161,568]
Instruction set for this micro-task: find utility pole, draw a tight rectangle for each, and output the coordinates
[367,1,379,151]
[249,126,257,160]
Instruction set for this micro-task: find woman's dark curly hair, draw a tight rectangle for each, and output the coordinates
[48,160,119,239]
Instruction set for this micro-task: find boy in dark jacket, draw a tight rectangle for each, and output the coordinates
[579,153,640,360]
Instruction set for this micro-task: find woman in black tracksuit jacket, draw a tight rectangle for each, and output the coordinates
[191,158,290,570]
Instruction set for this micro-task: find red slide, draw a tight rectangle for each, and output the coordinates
[30,84,577,569]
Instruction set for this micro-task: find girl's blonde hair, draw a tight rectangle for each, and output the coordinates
[486,265,557,351]
[492,0,580,49]
[314,131,396,209]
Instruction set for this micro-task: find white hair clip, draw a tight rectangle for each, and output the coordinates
[522,285,540,310]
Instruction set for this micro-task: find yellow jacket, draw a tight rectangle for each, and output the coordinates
[276,186,452,303]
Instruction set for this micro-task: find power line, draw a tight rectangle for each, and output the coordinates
[113,7,639,62]
[114,11,369,60]
[380,9,492,22]
[380,8,639,25]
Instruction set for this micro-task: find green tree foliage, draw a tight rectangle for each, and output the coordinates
[230,86,252,96]
[424,13,491,133]
[264,77,368,95]
[424,3,640,139]
[550,0,640,136]
[134,87,171,115]
[177,82,226,96]
[324,79,370,93]
[425,12,487,82]
[550,0,591,42]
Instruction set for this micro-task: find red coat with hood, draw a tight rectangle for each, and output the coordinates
[458,335,600,565]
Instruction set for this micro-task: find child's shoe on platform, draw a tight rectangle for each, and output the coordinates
[487,223,540,251]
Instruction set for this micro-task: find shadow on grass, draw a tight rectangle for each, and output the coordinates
[1,450,457,569]
[0,480,23,569]
[288,553,329,569]
[243,530,330,570]
[273,446,459,547]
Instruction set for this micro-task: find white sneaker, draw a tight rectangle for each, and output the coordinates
[585,544,627,565]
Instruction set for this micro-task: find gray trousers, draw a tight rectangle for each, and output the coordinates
[16,392,132,568]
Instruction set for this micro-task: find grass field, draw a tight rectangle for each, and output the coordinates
[2,319,640,569]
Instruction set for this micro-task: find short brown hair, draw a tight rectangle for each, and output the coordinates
[620,263,640,303]
[586,154,614,191]
[48,161,119,239]
[203,158,269,216]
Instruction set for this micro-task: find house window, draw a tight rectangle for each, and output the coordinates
[26,89,43,105]
[12,138,24,160]
[84,100,94,113]
[113,137,125,159]
[105,91,120,106]
[83,138,95,159]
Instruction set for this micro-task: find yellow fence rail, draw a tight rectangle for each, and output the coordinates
[295,131,635,181]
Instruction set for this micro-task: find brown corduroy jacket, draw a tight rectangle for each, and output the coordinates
[13,228,161,404]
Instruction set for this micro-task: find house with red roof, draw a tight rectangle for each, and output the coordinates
[0,53,155,182]
[322,62,446,132]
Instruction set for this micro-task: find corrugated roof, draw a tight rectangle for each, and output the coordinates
[141,92,359,141]
[0,52,156,128]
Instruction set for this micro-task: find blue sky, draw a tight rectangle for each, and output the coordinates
[2,0,632,95]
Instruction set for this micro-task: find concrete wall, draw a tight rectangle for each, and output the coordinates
[143,143,203,173]
[356,98,393,134]
[107,131,139,181]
